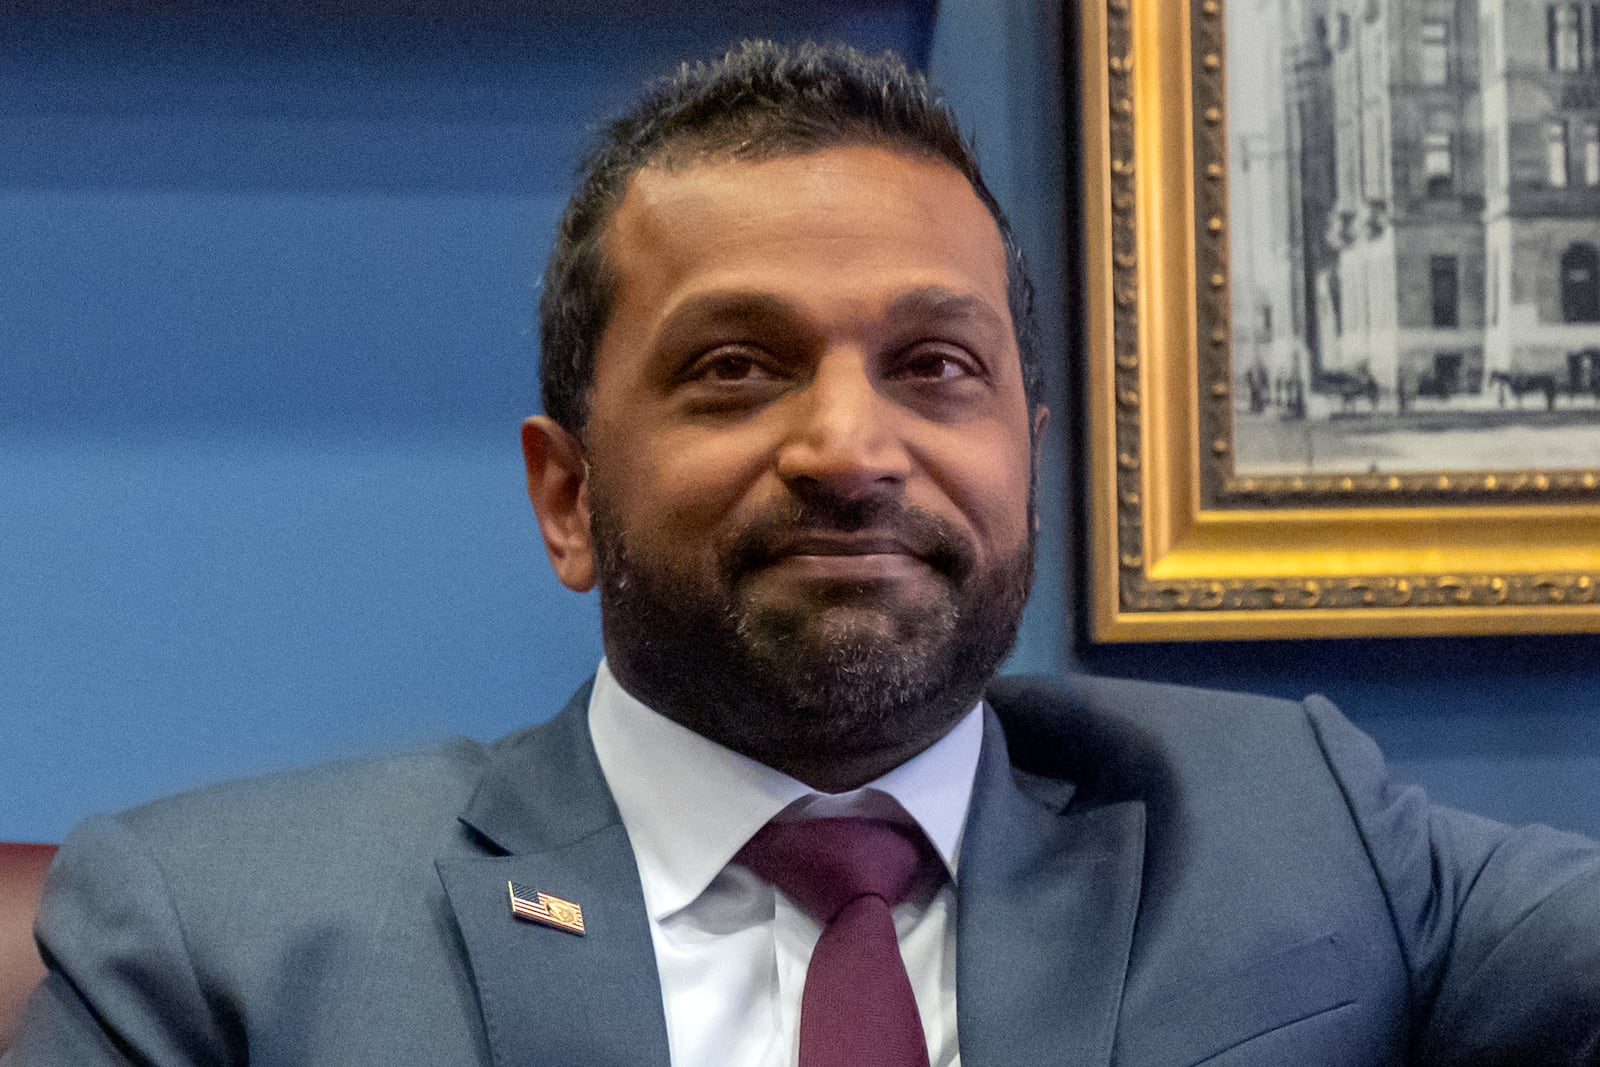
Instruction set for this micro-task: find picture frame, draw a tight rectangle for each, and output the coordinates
[1081,0,1600,641]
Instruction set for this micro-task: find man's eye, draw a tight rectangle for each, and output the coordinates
[708,355,760,380]
[901,347,981,381]
[690,348,775,383]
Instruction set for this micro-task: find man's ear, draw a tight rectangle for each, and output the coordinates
[521,415,596,593]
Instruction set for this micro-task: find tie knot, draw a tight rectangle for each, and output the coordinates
[737,817,933,925]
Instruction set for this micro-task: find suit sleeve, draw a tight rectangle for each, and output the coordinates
[1303,695,1600,1065]
[2,816,237,1067]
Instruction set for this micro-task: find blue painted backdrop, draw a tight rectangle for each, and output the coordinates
[4,0,1597,842]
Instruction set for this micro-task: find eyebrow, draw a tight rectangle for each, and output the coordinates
[659,286,1009,336]
[882,286,1009,333]
[661,291,799,331]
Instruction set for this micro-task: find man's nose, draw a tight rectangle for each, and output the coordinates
[774,353,910,499]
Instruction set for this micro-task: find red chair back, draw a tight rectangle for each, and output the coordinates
[0,842,57,1054]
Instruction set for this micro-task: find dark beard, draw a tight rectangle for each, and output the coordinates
[588,486,1033,776]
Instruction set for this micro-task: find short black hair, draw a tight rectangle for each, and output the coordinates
[538,38,1042,434]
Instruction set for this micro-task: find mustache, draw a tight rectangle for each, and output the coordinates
[722,493,975,582]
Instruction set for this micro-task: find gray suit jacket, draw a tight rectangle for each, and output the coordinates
[7,675,1600,1066]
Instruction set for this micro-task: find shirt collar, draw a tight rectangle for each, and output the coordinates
[587,659,984,923]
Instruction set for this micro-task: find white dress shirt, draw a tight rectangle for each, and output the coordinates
[587,660,983,1067]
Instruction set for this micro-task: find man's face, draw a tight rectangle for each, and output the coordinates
[528,145,1041,788]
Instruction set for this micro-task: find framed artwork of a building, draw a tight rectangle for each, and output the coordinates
[1082,0,1600,640]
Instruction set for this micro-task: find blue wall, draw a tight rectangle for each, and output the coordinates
[5,0,1598,842]
[1,2,933,840]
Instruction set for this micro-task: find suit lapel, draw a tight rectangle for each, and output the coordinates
[436,685,1146,1067]
[956,707,1145,1067]
[436,686,672,1067]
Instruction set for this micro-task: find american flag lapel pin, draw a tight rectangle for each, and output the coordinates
[508,881,586,935]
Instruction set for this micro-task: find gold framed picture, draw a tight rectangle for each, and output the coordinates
[1082,0,1600,641]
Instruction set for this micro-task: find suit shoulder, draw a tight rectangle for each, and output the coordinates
[986,673,1342,799]
[98,735,501,871]
[988,671,1316,737]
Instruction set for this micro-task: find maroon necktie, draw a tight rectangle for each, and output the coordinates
[738,817,934,1067]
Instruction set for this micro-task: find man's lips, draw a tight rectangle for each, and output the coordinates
[724,505,976,585]
[747,534,934,581]
[765,534,921,557]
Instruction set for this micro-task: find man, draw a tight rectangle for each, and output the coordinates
[8,40,1600,1067]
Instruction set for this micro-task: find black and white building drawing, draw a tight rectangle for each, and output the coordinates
[1229,0,1600,474]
